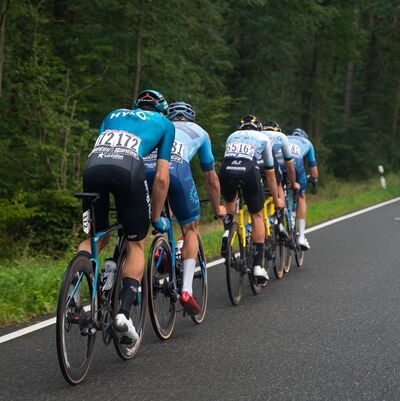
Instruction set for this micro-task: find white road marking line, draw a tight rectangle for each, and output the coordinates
[1,196,399,344]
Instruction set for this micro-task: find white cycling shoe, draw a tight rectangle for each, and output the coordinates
[253,265,269,283]
[114,313,139,341]
[298,236,310,251]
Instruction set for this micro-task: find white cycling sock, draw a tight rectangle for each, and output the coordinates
[182,258,196,296]
[297,219,306,238]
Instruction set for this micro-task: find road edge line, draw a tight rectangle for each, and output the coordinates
[1,196,399,344]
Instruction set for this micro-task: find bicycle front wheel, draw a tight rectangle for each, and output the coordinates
[56,252,96,385]
[147,235,176,340]
[282,208,292,274]
[191,233,208,324]
[112,242,147,360]
[225,222,245,306]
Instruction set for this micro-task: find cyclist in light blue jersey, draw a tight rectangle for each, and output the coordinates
[144,102,225,315]
[276,127,319,250]
[220,115,284,283]
[77,89,175,340]
[262,121,300,197]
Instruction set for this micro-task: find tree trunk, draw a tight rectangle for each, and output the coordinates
[343,61,354,122]
[391,79,400,146]
[301,38,319,136]
[0,0,11,97]
[133,0,145,105]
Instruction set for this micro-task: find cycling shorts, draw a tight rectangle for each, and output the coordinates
[145,161,200,226]
[82,157,150,241]
[219,158,264,214]
[281,158,307,194]
[274,155,283,184]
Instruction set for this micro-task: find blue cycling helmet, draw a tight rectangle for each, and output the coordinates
[168,102,196,122]
[135,89,169,115]
[289,128,309,139]
[239,115,263,131]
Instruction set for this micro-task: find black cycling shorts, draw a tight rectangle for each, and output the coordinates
[273,155,283,185]
[82,157,150,241]
[219,158,264,214]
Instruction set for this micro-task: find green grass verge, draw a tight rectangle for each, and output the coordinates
[1,174,399,327]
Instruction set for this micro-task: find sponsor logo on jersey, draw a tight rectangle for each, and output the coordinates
[226,166,246,171]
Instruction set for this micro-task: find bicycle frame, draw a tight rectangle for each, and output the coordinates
[233,191,275,249]
[66,197,122,326]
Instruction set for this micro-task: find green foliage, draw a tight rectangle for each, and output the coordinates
[1,175,400,327]
[1,0,400,257]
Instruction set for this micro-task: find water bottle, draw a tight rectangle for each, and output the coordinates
[291,211,296,227]
[175,237,184,260]
[102,258,117,291]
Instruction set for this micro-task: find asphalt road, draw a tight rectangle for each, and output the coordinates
[1,201,400,401]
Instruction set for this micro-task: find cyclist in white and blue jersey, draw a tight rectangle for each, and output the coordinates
[276,128,319,250]
[78,89,175,340]
[220,115,284,283]
[144,102,225,315]
[262,121,300,197]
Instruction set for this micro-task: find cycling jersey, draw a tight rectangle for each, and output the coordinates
[83,108,175,241]
[220,129,274,214]
[144,121,215,225]
[88,108,175,169]
[224,129,274,169]
[262,130,293,161]
[285,136,317,167]
[276,136,317,193]
[143,121,214,170]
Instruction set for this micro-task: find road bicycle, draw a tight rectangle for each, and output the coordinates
[224,187,263,306]
[147,199,208,340]
[276,176,318,275]
[56,192,147,385]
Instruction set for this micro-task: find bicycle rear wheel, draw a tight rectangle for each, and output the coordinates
[112,242,147,360]
[282,208,292,274]
[247,236,262,295]
[147,235,176,340]
[191,234,208,324]
[225,222,246,305]
[56,251,96,385]
[274,217,287,279]
[294,224,305,267]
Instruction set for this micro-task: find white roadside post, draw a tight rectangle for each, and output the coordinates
[378,165,387,189]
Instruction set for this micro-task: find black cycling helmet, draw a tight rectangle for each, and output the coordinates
[289,128,309,139]
[263,121,281,132]
[239,115,263,131]
[168,102,196,122]
[135,89,169,115]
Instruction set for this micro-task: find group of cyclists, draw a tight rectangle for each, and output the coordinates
[77,88,319,342]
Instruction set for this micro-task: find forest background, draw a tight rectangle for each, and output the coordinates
[0,0,399,259]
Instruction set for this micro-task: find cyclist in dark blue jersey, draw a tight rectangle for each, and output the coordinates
[77,89,175,340]
[144,101,225,315]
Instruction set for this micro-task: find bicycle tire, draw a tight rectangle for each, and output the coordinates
[112,241,147,360]
[282,208,292,274]
[147,235,176,340]
[56,252,96,385]
[274,221,286,280]
[191,233,208,324]
[293,221,305,267]
[265,218,276,273]
[247,236,262,295]
[225,222,245,306]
